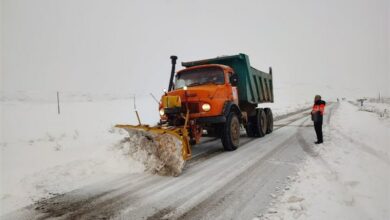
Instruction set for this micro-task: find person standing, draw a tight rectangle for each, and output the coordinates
[311,95,326,144]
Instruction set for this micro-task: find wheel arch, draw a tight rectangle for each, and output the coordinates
[223,101,242,120]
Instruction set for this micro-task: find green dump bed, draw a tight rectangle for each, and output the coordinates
[182,53,274,104]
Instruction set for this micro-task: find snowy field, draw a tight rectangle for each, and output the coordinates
[352,98,390,123]
[0,91,145,215]
[260,101,390,220]
[0,91,312,215]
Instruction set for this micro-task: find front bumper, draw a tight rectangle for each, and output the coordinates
[196,115,226,124]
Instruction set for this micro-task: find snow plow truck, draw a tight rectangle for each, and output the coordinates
[116,53,274,175]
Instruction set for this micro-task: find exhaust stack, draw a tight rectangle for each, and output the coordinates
[168,55,178,92]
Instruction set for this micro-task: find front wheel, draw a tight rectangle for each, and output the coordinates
[221,112,240,151]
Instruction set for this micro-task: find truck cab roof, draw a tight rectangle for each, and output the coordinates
[177,64,233,75]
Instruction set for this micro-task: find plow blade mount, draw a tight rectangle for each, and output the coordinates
[115,124,191,176]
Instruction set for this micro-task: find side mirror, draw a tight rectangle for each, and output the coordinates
[230,74,239,86]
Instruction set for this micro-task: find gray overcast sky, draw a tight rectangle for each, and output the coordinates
[1,0,389,102]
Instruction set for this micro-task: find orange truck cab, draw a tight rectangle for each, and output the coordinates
[159,54,274,151]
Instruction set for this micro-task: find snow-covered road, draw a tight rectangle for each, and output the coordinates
[2,104,334,220]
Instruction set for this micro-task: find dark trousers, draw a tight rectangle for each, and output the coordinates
[314,122,323,142]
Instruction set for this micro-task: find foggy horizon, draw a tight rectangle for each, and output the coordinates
[1,0,389,102]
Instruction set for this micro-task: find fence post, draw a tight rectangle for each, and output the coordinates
[57,91,60,114]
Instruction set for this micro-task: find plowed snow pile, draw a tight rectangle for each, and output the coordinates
[115,129,185,176]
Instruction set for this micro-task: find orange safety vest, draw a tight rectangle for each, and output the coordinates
[312,101,325,115]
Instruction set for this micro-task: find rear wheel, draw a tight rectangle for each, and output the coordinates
[264,108,273,134]
[245,108,267,138]
[245,116,257,137]
[257,108,267,137]
[221,112,240,151]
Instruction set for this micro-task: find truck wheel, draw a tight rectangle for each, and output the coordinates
[264,108,273,134]
[256,108,267,137]
[245,119,256,137]
[246,109,267,138]
[221,112,240,151]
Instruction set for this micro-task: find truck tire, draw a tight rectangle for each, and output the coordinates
[245,109,267,138]
[221,112,240,151]
[264,108,273,134]
[256,108,267,137]
[245,119,257,137]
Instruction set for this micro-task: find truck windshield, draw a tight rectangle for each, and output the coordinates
[174,67,225,89]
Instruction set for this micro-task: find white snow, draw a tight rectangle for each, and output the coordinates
[261,101,390,220]
[262,100,312,119]
[120,128,185,176]
[352,98,390,124]
[0,91,312,216]
[0,92,151,215]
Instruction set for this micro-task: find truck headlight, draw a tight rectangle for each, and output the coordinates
[159,109,165,116]
[202,103,211,112]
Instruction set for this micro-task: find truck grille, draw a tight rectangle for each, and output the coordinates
[182,103,200,113]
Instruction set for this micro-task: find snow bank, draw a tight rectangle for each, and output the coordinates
[357,99,390,120]
[260,101,390,220]
[261,100,312,119]
[0,92,157,215]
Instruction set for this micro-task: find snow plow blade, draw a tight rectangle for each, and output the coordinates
[115,124,191,176]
